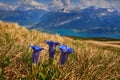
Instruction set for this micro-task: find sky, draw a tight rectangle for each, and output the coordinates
[0,0,120,10]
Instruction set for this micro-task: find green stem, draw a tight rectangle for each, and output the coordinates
[0,68,5,79]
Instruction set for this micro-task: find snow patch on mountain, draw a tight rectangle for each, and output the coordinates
[55,16,80,27]
[107,8,116,12]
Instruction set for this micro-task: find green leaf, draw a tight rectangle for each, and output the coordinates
[39,73,46,80]
[2,56,10,68]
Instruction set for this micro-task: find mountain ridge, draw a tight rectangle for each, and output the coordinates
[29,6,120,39]
[0,6,120,39]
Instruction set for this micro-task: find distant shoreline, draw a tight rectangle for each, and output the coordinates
[66,36,120,41]
[37,29,120,41]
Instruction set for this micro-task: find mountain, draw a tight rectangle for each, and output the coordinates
[0,3,16,11]
[30,6,120,38]
[0,9,48,26]
[0,5,120,39]
[0,3,48,27]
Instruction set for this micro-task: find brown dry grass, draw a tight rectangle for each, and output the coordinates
[0,21,120,80]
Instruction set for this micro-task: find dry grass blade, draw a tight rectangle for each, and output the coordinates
[0,21,120,80]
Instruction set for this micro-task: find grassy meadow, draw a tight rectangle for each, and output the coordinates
[0,21,120,80]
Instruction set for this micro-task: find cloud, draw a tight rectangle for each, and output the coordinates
[105,0,120,10]
[0,2,8,6]
[18,0,48,10]
[62,0,71,6]
[49,0,72,10]
[79,0,110,8]
[78,0,120,10]
[0,0,120,11]
[49,0,64,10]
[0,2,17,10]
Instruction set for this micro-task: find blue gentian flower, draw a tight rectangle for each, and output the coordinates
[46,40,60,59]
[58,44,73,65]
[30,45,44,63]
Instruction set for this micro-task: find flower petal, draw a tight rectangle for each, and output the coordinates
[30,45,44,63]
[30,45,44,51]
[59,44,73,65]
[32,51,40,63]
[58,44,67,53]
[60,52,69,65]
[46,40,60,46]
[66,46,73,54]
[46,40,60,59]
[46,40,51,45]
[54,42,60,46]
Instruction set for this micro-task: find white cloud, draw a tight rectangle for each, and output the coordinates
[105,0,120,10]
[0,2,9,9]
[0,2,7,6]
[49,0,64,10]
[0,0,120,11]
[52,0,64,7]
[79,0,110,8]
[77,0,120,11]
[18,0,48,10]
[0,2,16,10]
[63,0,71,6]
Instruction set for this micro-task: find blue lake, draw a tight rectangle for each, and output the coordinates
[44,29,120,39]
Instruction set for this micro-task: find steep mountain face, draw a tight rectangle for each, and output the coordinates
[30,6,120,35]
